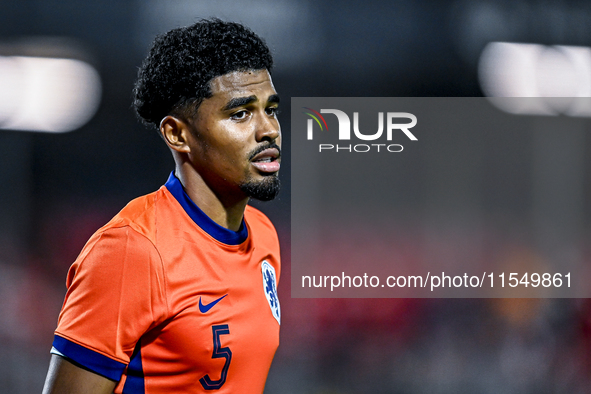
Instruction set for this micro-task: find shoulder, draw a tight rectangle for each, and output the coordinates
[103,188,163,236]
[244,205,280,247]
[244,205,281,274]
[69,190,168,282]
[63,223,169,327]
[69,226,163,286]
[244,205,277,234]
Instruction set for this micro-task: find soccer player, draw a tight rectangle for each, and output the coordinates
[42,19,282,393]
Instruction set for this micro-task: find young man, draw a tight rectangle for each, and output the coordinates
[43,19,282,393]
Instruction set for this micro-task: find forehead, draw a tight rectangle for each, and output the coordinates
[207,69,277,103]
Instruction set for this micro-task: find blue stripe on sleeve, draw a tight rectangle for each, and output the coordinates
[123,342,145,393]
[52,335,126,381]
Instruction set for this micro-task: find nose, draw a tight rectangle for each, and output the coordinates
[255,112,280,143]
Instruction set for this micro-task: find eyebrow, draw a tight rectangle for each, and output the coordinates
[223,96,256,111]
[222,94,281,111]
[268,94,280,104]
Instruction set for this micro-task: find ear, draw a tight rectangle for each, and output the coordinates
[159,115,192,153]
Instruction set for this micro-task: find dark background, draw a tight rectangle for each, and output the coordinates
[1,0,591,392]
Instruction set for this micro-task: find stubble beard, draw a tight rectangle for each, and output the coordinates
[240,174,281,201]
[241,141,281,201]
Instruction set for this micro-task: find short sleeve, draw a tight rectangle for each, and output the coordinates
[53,226,168,381]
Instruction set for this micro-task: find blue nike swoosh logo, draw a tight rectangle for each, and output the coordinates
[199,294,228,313]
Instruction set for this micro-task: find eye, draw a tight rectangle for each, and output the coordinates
[265,106,280,116]
[230,110,249,121]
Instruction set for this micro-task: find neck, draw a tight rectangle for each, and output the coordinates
[174,162,248,232]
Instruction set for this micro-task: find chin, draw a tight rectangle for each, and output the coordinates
[240,175,280,201]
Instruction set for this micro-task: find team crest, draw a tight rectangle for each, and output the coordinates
[261,260,280,324]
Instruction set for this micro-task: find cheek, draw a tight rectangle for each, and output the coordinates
[196,120,256,166]
[201,128,239,155]
[219,127,255,156]
[209,140,250,173]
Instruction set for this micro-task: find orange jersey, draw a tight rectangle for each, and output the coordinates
[52,172,281,393]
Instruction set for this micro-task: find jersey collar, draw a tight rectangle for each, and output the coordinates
[164,171,248,245]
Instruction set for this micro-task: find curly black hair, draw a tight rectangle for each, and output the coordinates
[133,19,273,128]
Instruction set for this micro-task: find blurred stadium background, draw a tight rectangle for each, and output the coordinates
[1,0,591,392]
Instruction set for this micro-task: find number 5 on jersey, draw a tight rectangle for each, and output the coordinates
[199,324,232,390]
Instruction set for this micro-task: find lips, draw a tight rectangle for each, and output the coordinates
[251,147,280,173]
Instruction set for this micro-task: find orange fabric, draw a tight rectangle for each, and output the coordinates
[55,185,281,393]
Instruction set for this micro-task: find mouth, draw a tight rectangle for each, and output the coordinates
[251,147,281,174]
